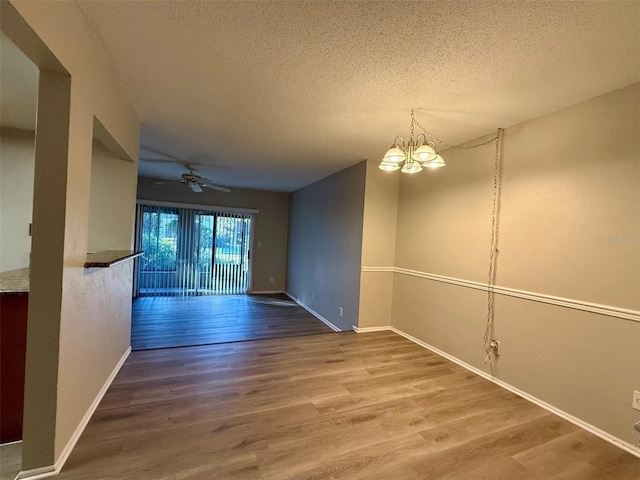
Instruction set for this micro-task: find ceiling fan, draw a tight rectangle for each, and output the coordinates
[153,165,230,193]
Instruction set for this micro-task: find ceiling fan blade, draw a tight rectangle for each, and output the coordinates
[153,180,181,185]
[201,183,231,193]
[139,145,182,160]
[140,158,183,164]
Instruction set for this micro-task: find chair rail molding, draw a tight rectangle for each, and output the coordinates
[360,266,640,323]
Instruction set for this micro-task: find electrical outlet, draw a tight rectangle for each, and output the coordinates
[339,307,343,317]
[311,292,315,300]
[269,276,274,283]
[490,339,501,355]
[633,390,640,411]
[257,241,262,248]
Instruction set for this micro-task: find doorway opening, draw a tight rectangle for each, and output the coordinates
[131,202,336,352]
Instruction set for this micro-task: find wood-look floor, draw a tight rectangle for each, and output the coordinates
[131,294,334,350]
[0,441,21,480]
[58,331,639,479]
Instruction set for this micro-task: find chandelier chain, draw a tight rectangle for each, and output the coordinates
[483,127,504,372]
[413,116,499,150]
[410,110,415,139]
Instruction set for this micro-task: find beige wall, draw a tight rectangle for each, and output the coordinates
[358,159,399,328]
[136,176,289,293]
[286,161,366,331]
[3,0,139,472]
[0,127,34,271]
[391,83,640,446]
[4,0,637,468]
[88,140,137,252]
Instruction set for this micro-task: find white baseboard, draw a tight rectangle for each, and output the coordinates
[352,325,391,333]
[284,292,341,332]
[387,326,640,459]
[54,346,132,471]
[250,290,284,294]
[15,465,56,480]
[1,439,22,447]
[17,347,132,480]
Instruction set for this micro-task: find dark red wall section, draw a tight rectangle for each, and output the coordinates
[1,293,28,443]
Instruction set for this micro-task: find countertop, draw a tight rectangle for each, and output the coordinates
[1,251,141,292]
[85,250,142,268]
[0,268,29,293]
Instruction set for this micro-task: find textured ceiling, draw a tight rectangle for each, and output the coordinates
[73,1,639,192]
[0,33,38,131]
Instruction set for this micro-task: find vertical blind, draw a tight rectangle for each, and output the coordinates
[134,203,253,296]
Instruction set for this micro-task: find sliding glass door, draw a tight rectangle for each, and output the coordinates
[135,204,253,296]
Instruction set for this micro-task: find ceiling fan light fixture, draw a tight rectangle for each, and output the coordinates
[149,161,230,193]
[189,181,203,193]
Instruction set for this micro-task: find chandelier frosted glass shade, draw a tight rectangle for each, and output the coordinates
[411,143,437,162]
[382,146,406,164]
[423,154,445,169]
[378,161,401,171]
[400,162,423,174]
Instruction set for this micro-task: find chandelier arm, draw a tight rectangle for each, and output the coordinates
[413,117,500,150]
[394,136,406,148]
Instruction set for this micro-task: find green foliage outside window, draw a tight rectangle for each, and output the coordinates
[141,211,178,271]
[140,209,250,272]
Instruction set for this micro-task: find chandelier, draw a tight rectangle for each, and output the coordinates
[378,110,445,173]
[378,109,507,372]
